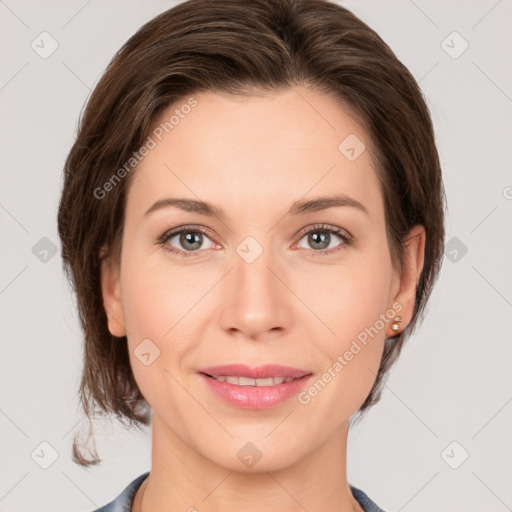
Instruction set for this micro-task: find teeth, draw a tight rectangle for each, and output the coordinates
[211,375,295,386]
[256,377,276,386]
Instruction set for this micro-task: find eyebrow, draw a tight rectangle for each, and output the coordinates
[144,194,369,219]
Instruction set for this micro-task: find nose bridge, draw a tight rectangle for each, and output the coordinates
[219,233,291,338]
[238,240,272,289]
[235,234,278,303]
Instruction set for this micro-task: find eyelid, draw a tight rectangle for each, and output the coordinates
[156,224,216,245]
[294,223,352,242]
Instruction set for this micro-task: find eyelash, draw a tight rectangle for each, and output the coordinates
[156,223,353,259]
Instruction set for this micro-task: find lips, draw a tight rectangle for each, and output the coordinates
[198,364,313,409]
[198,364,311,380]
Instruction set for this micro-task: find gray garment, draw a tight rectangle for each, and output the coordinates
[90,471,385,512]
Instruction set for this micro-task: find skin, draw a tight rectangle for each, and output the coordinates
[100,86,425,512]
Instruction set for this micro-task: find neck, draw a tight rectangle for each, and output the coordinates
[135,415,362,512]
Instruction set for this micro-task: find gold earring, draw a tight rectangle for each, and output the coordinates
[391,316,402,334]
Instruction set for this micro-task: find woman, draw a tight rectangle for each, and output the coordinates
[57,0,445,510]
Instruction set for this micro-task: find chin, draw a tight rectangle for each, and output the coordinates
[198,432,312,474]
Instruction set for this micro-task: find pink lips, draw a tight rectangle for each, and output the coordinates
[198,364,313,410]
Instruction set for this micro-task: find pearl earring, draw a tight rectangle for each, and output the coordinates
[391,316,402,333]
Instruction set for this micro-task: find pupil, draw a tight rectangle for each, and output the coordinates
[181,232,202,250]
[310,231,329,250]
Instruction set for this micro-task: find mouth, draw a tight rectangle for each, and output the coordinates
[201,374,298,386]
[198,364,313,409]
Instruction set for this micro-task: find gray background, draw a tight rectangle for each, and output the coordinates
[1,0,511,510]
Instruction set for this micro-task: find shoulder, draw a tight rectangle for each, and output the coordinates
[89,472,150,512]
[350,484,387,512]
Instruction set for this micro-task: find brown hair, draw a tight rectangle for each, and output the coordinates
[57,0,445,466]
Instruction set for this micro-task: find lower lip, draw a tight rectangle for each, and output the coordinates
[200,374,313,409]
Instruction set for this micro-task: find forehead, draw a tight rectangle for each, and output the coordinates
[127,87,383,220]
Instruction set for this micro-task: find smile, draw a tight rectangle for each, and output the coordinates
[205,375,296,386]
[197,364,313,409]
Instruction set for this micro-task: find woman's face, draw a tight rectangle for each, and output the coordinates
[101,86,423,472]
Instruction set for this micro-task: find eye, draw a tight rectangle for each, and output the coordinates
[295,224,352,255]
[156,223,353,259]
[156,225,217,258]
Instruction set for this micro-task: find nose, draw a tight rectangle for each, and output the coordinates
[219,241,293,341]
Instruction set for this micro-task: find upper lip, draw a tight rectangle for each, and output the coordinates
[198,364,312,379]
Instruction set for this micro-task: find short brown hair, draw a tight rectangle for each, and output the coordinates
[57,0,445,466]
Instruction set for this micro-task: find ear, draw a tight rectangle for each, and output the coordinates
[387,225,426,337]
[99,247,127,338]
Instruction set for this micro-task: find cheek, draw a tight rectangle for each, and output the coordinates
[118,248,206,391]
[303,256,392,345]
[116,249,176,379]
[119,246,192,340]
[297,249,393,402]
[294,274,390,424]
[118,258,188,414]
